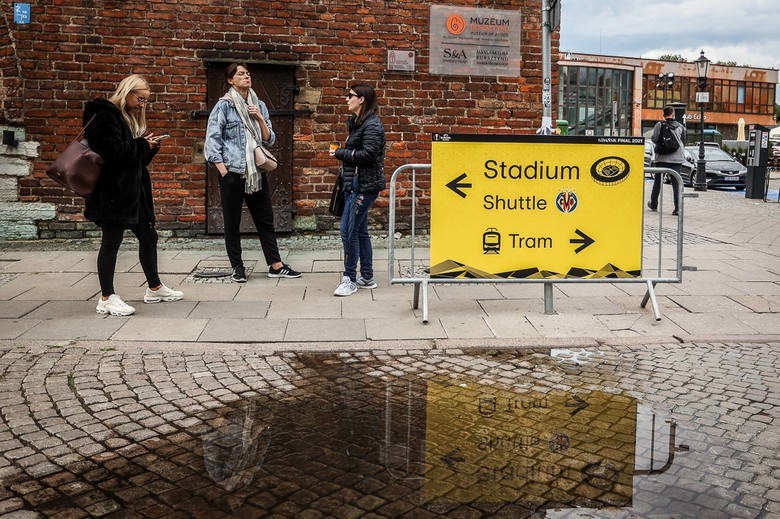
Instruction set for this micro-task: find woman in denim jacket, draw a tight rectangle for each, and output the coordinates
[204,63,300,282]
[330,83,386,297]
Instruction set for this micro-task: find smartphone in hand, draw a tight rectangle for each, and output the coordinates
[152,134,170,142]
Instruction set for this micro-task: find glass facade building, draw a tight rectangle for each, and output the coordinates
[558,53,777,139]
[558,65,635,136]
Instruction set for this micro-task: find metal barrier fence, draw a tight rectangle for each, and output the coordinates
[387,164,685,323]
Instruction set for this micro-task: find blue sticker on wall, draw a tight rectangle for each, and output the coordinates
[14,3,31,24]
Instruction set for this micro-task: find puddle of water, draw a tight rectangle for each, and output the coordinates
[1,348,774,518]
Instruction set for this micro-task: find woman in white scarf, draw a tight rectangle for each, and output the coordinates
[204,63,301,282]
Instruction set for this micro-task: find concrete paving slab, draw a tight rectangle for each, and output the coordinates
[110,317,208,341]
[545,295,632,314]
[0,251,85,272]
[0,318,40,339]
[668,295,756,313]
[439,314,494,338]
[267,300,341,319]
[595,312,689,337]
[0,300,43,318]
[555,282,634,297]
[432,283,504,300]
[524,312,615,338]
[0,275,30,300]
[665,311,760,336]
[481,314,541,338]
[340,298,413,319]
[284,318,366,342]
[20,317,127,340]
[175,283,240,302]
[480,298,548,316]
[198,318,287,342]
[365,317,446,340]
[733,312,780,335]
[494,282,551,299]
[12,273,96,301]
[132,301,197,318]
[26,301,101,319]
[672,270,752,296]
[724,280,780,295]
[233,284,305,302]
[189,301,270,319]
[729,295,780,313]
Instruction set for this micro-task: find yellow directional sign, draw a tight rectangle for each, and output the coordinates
[430,134,645,279]
[424,380,637,507]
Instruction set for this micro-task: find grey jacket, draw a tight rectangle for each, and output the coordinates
[651,118,686,164]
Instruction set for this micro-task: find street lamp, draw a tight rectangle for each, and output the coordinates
[656,72,675,107]
[694,50,711,191]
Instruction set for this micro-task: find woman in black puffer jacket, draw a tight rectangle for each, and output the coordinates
[331,84,386,297]
[83,74,182,316]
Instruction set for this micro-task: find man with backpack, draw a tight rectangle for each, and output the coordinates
[649,106,686,215]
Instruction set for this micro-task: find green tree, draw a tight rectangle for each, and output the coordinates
[715,60,737,66]
[658,54,687,62]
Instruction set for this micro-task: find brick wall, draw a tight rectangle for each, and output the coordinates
[1,0,557,237]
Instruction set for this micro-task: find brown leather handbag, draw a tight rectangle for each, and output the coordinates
[46,116,103,197]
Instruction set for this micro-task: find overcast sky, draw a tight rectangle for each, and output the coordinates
[559,0,779,71]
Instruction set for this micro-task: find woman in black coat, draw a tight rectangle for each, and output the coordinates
[83,74,182,316]
[331,83,386,297]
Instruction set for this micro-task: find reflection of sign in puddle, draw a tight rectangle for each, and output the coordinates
[424,380,636,508]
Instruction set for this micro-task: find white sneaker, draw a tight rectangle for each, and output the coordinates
[96,294,136,316]
[144,283,184,303]
[356,275,377,289]
[333,276,357,297]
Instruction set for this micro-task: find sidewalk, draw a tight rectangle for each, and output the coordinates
[0,184,778,347]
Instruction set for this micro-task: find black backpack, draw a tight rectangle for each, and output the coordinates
[654,121,680,155]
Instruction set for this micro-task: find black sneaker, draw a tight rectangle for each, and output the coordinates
[231,265,247,283]
[268,263,301,278]
[647,203,657,211]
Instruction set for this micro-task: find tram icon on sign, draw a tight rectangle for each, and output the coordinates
[482,228,501,254]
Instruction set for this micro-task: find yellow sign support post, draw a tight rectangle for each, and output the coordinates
[431,134,645,279]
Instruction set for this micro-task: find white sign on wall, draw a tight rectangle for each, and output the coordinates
[429,5,522,77]
[387,49,415,72]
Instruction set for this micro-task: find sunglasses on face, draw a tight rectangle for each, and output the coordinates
[346,93,359,99]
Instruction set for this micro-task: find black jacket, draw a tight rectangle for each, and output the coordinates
[82,98,157,226]
[335,112,386,194]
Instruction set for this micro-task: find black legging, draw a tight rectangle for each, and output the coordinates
[97,212,160,297]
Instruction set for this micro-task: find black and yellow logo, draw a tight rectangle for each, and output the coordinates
[590,156,630,185]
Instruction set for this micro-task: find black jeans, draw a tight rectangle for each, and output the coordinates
[218,171,281,268]
[650,162,681,211]
[98,211,160,297]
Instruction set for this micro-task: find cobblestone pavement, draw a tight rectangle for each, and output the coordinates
[1,341,777,518]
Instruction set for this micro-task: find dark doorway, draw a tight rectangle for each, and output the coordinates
[205,62,296,234]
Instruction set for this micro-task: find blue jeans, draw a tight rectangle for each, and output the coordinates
[340,187,378,282]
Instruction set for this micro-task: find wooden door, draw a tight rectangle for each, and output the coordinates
[205,62,296,233]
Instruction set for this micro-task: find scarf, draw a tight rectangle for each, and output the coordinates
[228,87,265,194]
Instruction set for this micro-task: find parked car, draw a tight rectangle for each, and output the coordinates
[681,144,747,189]
[644,139,654,168]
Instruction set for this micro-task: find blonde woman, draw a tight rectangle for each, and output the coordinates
[83,74,182,316]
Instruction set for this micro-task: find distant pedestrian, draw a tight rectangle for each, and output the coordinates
[649,105,686,215]
[84,74,183,316]
[204,63,300,283]
[330,84,386,297]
